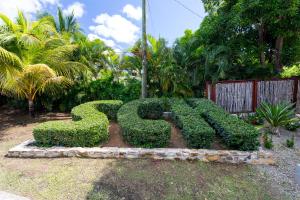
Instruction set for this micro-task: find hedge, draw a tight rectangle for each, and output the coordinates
[192,98,260,151]
[33,100,123,147]
[170,99,215,148]
[117,99,171,148]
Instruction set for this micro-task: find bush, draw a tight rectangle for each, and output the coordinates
[33,100,123,147]
[138,99,164,119]
[286,136,295,148]
[118,99,171,148]
[263,133,273,149]
[170,99,215,148]
[193,98,260,151]
[245,113,264,125]
[285,121,300,131]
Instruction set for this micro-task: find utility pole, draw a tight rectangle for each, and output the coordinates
[141,0,147,98]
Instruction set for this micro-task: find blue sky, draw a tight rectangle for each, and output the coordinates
[0,0,206,52]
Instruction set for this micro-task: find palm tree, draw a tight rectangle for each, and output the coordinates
[0,12,87,116]
[0,46,23,85]
[2,64,71,117]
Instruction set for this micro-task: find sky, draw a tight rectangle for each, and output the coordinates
[0,0,206,52]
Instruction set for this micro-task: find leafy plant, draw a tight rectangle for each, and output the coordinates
[285,121,300,131]
[256,102,296,136]
[245,113,264,125]
[263,133,273,149]
[2,64,71,117]
[286,135,295,148]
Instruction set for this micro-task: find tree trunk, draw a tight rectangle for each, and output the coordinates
[28,100,35,118]
[275,36,284,72]
[258,22,266,65]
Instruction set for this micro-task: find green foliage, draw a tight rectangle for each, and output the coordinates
[286,136,295,148]
[193,99,260,150]
[256,102,296,134]
[33,100,123,147]
[121,35,193,97]
[117,99,171,148]
[170,99,215,148]
[285,121,300,131]
[263,133,273,149]
[138,99,164,119]
[281,64,300,78]
[245,113,264,125]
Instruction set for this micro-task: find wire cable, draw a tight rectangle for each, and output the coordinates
[172,0,204,19]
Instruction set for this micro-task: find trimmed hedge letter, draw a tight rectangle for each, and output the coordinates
[117,99,171,148]
[33,100,123,147]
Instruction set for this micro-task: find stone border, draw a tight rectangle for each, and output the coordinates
[6,140,275,165]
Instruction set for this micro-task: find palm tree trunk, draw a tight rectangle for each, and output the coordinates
[28,100,35,117]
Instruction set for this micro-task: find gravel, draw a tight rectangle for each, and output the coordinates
[255,128,300,200]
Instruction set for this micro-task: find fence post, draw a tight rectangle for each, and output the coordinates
[211,84,216,102]
[252,80,258,112]
[293,78,298,105]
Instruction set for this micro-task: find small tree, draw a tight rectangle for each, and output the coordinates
[2,64,71,117]
[256,102,297,136]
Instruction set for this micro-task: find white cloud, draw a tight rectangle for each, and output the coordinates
[89,13,140,45]
[87,33,116,48]
[63,2,85,18]
[122,4,142,21]
[0,0,59,21]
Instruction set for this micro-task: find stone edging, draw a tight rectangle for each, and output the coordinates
[6,140,275,165]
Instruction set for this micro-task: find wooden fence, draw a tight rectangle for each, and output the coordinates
[206,78,299,113]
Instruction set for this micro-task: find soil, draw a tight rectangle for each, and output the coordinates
[102,123,131,148]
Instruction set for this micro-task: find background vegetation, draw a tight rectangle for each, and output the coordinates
[0,0,299,114]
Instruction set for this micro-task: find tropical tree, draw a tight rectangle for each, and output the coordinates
[0,46,23,85]
[122,35,192,97]
[0,12,87,115]
[2,64,71,117]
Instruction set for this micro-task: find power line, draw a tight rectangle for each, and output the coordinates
[172,0,204,19]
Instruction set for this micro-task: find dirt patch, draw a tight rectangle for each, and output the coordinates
[102,123,131,148]
[168,123,187,148]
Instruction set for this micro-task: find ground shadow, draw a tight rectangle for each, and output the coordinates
[85,159,283,200]
[0,105,70,141]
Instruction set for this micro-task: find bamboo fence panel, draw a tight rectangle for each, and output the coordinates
[257,80,294,105]
[207,78,298,113]
[216,82,253,112]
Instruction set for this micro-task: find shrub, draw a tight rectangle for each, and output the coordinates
[286,135,295,148]
[138,99,164,119]
[192,98,260,151]
[263,133,273,149]
[285,121,300,131]
[245,113,264,125]
[118,99,171,148]
[33,100,123,147]
[170,99,215,148]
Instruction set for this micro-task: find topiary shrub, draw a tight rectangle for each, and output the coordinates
[137,99,164,119]
[33,100,123,147]
[118,99,171,148]
[170,99,215,148]
[193,98,260,151]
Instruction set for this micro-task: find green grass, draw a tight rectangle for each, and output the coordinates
[0,118,289,200]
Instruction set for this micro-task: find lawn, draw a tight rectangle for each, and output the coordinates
[0,108,289,200]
